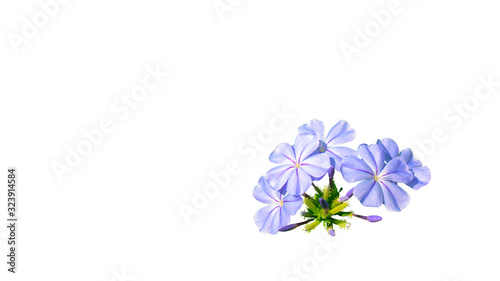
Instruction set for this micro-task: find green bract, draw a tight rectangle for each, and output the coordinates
[301,178,353,235]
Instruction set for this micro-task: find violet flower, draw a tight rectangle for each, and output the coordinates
[253,177,303,234]
[265,134,331,195]
[298,119,357,171]
[340,143,414,211]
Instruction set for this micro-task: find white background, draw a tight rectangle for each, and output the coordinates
[1,1,499,281]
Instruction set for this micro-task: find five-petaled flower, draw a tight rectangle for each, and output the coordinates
[265,134,331,195]
[378,138,431,190]
[253,177,303,234]
[340,143,414,211]
[298,119,357,171]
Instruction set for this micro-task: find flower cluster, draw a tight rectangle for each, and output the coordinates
[253,119,431,236]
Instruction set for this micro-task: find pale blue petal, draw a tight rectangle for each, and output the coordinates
[353,179,383,207]
[254,205,279,234]
[298,119,325,140]
[325,120,356,146]
[340,156,374,183]
[298,123,315,135]
[407,166,431,190]
[326,146,358,171]
[294,134,320,163]
[269,143,296,165]
[286,167,312,195]
[377,138,400,161]
[269,207,291,235]
[265,165,294,190]
[282,194,303,216]
[400,148,422,169]
[379,180,411,212]
[379,157,414,183]
[252,176,280,204]
[300,153,331,178]
[326,152,343,172]
[358,143,386,175]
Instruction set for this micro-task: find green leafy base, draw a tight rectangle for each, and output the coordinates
[301,179,353,234]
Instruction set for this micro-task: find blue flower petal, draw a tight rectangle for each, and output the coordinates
[265,165,295,191]
[326,146,357,171]
[400,148,422,169]
[353,179,383,207]
[300,153,331,179]
[282,194,303,216]
[253,176,280,204]
[298,119,325,140]
[379,180,411,212]
[377,138,400,161]
[294,134,320,163]
[286,167,312,195]
[269,143,296,165]
[379,157,414,184]
[269,207,291,235]
[254,205,280,234]
[407,166,431,190]
[340,155,374,183]
[325,120,356,146]
[358,143,386,175]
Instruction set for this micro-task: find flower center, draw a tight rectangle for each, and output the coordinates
[278,200,284,207]
[374,175,380,182]
[294,163,301,168]
[318,140,327,153]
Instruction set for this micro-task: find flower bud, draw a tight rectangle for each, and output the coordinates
[328,166,335,181]
[339,188,354,203]
[279,224,300,232]
[319,198,329,211]
[279,219,314,232]
[366,216,382,222]
[353,214,382,223]
[328,227,336,237]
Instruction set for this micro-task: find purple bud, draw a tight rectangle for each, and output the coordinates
[328,228,336,237]
[367,216,383,222]
[319,198,329,210]
[328,166,335,181]
[279,224,300,232]
[353,214,383,223]
[279,219,314,232]
[339,188,354,203]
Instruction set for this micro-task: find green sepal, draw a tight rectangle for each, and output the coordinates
[313,184,323,196]
[331,218,351,229]
[328,202,349,216]
[323,186,331,202]
[304,197,320,213]
[301,211,315,218]
[305,220,321,233]
[336,211,354,218]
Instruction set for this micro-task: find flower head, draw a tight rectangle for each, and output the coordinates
[298,119,357,171]
[253,177,303,234]
[265,134,331,195]
[340,143,414,211]
[377,138,431,190]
